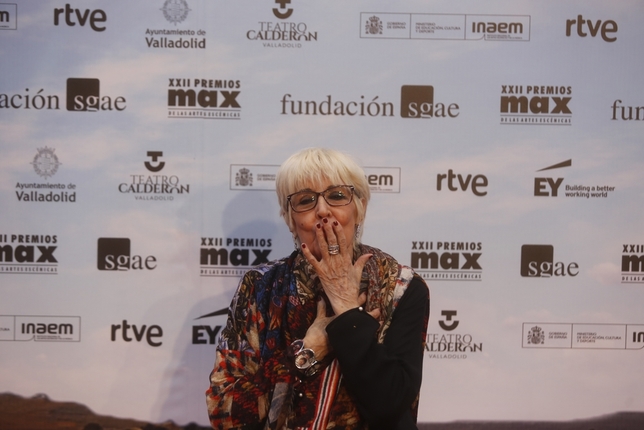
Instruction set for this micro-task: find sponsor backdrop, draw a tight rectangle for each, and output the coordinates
[1,0,643,426]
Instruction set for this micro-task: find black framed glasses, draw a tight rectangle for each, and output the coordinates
[287,185,355,213]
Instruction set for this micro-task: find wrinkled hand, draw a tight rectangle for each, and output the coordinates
[300,217,372,316]
[303,299,334,361]
[303,295,381,362]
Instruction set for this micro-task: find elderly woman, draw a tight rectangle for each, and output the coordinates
[206,148,430,430]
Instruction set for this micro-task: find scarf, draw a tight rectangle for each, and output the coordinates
[255,244,416,429]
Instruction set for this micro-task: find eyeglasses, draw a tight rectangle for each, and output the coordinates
[287,185,355,213]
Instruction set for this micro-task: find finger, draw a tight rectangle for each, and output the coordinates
[300,243,322,266]
[368,308,382,323]
[330,220,350,254]
[315,221,331,253]
[316,296,326,319]
[358,291,367,305]
[354,253,373,273]
[321,218,339,248]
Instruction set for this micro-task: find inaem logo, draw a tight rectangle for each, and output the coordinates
[97,238,157,271]
[520,245,579,278]
[66,78,126,112]
[534,159,571,197]
[192,308,227,344]
[400,85,459,119]
[273,0,293,19]
[0,3,17,30]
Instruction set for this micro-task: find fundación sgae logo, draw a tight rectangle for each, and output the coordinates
[15,147,78,203]
[66,78,126,112]
[118,151,189,201]
[280,85,459,119]
[1,77,125,111]
[426,310,483,359]
[533,159,616,199]
[621,244,644,284]
[0,234,58,275]
[145,0,207,49]
[200,236,272,277]
[610,100,644,121]
[97,238,157,271]
[246,0,318,48]
[520,244,579,278]
[410,240,483,281]
[167,78,241,119]
[0,315,80,342]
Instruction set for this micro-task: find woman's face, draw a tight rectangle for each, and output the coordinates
[290,180,361,260]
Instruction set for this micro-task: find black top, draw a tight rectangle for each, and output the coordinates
[326,275,430,430]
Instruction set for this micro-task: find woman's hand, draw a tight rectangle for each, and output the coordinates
[300,217,372,316]
[302,298,334,361]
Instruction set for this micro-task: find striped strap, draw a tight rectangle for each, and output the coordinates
[308,359,341,430]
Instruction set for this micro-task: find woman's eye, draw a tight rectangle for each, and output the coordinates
[296,194,315,205]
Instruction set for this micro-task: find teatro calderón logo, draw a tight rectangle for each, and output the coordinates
[145,0,206,49]
[15,148,77,203]
[426,310,483,360]
[500,84,571,125]
[167,78,241,119]
[0,234,58,275]
[246,0,318,49]
[410,240,483,281]
[118,151,189,201]
[200,236,273,277]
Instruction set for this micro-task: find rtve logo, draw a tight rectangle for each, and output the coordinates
[565,15,617,42]
[273,0,293,19]
[53,4,106,32]
[534,159,571,197]
[111,320,163,347]
[437,170,488,196]
[400,85,459,119]
[520,245,579,278]
[66,78,126,112]
[439,311,459,331]
[97,238,157,271]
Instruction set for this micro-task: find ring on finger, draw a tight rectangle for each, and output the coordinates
[328,244,340,255]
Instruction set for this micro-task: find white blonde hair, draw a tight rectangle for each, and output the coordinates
[276,148,370,244]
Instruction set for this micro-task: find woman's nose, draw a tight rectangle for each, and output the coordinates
[315,197,332,218]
